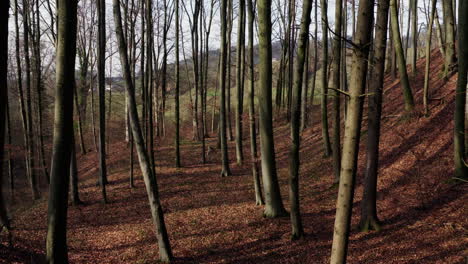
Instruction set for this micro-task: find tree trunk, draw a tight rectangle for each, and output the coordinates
[454,0,468,179]
[423,0,437,115]
[289,0,313,239]
[247,0,264,206]
[320,0,332,157]
[175,0,181,168]
[410,0,418,74]
[359,0,390,233]
[235,0,246,165]
[0,0,11,239]
[257,0,287,218]
[219,0,232,177]
[330,0,374,262]
[442,0,456,78]
[46,0,78,261]
[330,0,343,183]
[70,129,82,206]
[23,0,40,200]
[390,0,415,111]
[112,0,173,261]
[97,0,108,203]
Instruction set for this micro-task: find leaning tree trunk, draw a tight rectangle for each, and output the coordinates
[320,0,332,157]
[289,0,313,239]
[359,0,390,233]
[97,0,108,203]
[390,0,415,112]
[257,0,287,218]
[0,0,11,242]
[454,0,468,179]
[46,0,78,261]
[112,0,173,261]
[330,0,374,262]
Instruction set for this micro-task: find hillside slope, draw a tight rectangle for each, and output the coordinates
[0,51,466,264]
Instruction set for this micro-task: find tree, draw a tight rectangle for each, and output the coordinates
[330,0,375,262]
[46,0,78,261]
[246,0,264,206]
[423,0,437,114]
[175,0,181,168]
[0,0,12,245]
[454,0,468,179]
[360,0,390,232]
[219,0,232,177]
[97,0,108,203]
[23,0,40,200]
[289,0,313,239]
[235,0,246,165]
[320,0,332,157]
[410,0,417,74]
[390,0,415,111]
[258,0,287,217]
[442,0,456,78]
[330,0,343,183]
[112,0,173,261]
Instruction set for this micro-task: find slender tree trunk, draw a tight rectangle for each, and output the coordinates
[359,0,390,233]
[46,0,78,261]
[320,0,332,157]
[442,0,456,78]
[390,0,415,111]
[300,40,310,132]
[246,0,264,206]
[235,0,246,165]
[454,0,468,179]
[434,10,445,58]
[330,0,343,183]
[258,0,287,218]
[97,0,108,202]
[309,0,318,110]
[0,0,11,239]
[411,0,418,74]
[227,0,234,142]
[23,0,39,200]
[423,0,437,115]
[175,0,181,168]
[112,1,173,260]
[70,129,82,206]
[6,97,14,197]
[219,0,232,177]
[330,0,374,262]
[289,0,313,239]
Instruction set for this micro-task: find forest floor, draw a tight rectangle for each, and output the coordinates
[1,51,467,263]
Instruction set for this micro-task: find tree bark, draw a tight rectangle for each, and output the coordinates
[112,0,173,261]
[257,0,287,218]
[0,0,11,240]
[97,0,108,203]
[423,0,437,115]
[330,0,343,183]
[442,0,456,78]
[330,0,374,262]
[46,0,78,261]
[410,0,418,74]
[235,0,246,165]
[219,0,232,177]
[454,0,468,179]
[289,0,313,239]
[360,0,390,233]
[390,0,415,111]
[320,0,332,157]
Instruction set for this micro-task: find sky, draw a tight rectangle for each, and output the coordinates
[6,0,452,77]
